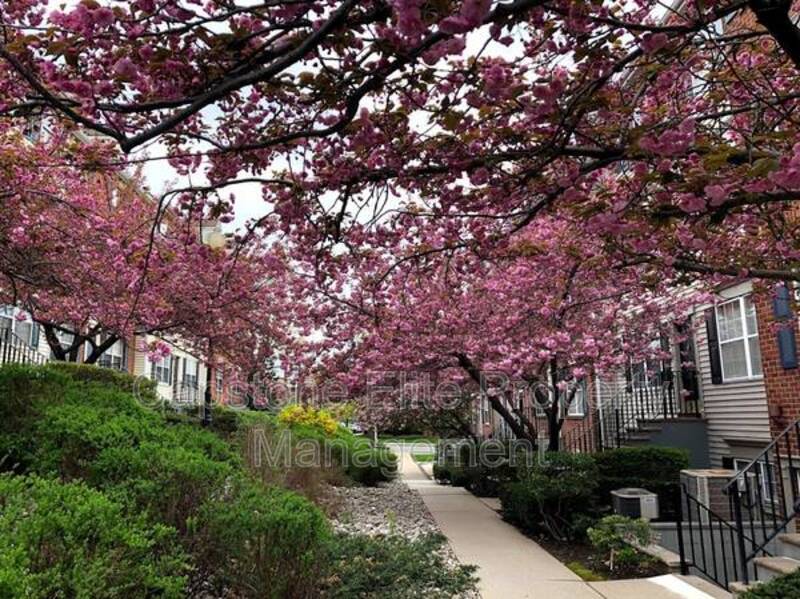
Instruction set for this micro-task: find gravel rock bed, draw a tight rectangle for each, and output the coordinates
[331,481,482,599]
[330,481,438,539]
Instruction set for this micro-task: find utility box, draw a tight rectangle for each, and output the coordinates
[612,488,660,521]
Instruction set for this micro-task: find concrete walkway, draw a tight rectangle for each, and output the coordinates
[391,445,729,599]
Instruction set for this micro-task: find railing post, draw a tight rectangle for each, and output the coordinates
[615,408,621,448]
[676,484,689,575]
[732,487,750,585]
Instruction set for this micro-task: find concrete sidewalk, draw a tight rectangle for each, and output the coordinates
[392,445,729,599]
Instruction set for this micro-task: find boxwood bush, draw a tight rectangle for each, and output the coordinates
[0,475,189,599]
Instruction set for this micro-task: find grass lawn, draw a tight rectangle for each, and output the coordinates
[412,453,436,463]
[377,434,439,445]
[566,561,607,582]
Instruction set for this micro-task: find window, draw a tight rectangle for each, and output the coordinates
[567,381,587,417]
[0,308,38,348]
[183,358,199,402]
[734,459,778,505]
[716,295,762,380]
[50,328,76,361]
[152,356,172,384]
[215,368,224,396]
[97,339,126,371]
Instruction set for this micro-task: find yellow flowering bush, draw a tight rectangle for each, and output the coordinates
[277,405,339,436]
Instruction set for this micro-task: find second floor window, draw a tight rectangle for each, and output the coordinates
[716,295,762,381]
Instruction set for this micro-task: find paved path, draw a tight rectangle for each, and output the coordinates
[390,444,730,599]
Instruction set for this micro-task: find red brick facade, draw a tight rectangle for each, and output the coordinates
[753,287,800,438]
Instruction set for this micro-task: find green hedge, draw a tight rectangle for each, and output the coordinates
[0,475,189,599]
[434,440,530,497]
[499,452,599,540]
[741,569,800,598]
[592,447,689,519]
[0,365,331,597]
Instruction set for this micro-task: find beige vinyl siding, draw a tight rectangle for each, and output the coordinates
[693,282,771,467]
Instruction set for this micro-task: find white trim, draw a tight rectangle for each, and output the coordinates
[715,294,762,382]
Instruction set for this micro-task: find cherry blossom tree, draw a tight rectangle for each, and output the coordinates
[298,214,702,449]
[0,0,798,282]
[0,121,288,372]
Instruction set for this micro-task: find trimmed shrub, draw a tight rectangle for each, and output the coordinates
[194,478,331,599]
[587,515,653,575]
[435,439,532,497]
[46,361,159,405]
[592,447,689,519]
[741,568,800,598]
[0,475,189,599]
[322,534,479,598]
[500,452,599,540]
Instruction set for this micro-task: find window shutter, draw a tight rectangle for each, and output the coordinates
[659,330,673,381]
[705,308,723,385]
[773,284,798,370]
[121,339,129,373]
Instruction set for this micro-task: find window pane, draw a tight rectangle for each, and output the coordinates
[744,296,758,335]
[718,301,743,341]
[748,336,763,376]
[15,321,32,345]
[721,340,748,379]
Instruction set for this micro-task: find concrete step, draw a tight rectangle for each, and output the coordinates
[729,581,758,598]
[753,556,800,583]
[676,574,733,598]
[779,533,800,561]
[623,434,653,444]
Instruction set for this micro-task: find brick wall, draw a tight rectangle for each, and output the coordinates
[753,287,800,438]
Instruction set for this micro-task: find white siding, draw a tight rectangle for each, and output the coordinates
[693,281,771,466]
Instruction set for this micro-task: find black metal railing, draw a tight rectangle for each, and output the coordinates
[677,483,764,590]
[0,331,49,366]
[596,373,701,451]
[724,417,800,585]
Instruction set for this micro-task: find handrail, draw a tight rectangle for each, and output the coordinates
[722,416,800,584]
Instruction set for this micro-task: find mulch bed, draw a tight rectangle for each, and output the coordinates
[534,535,670,580]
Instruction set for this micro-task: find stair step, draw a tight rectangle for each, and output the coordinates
[624,434,652,443]
[729,581,757,597]
[677,575,734,599]
[754,556,800,582]
[779,533,800,548]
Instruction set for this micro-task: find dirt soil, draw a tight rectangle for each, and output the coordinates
[535,535,670,580]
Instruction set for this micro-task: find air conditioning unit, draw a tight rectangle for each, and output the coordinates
[612,488,660,521]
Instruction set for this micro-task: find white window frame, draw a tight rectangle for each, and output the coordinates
[97,338,126,371]
[152,356,172,384]
[215,368,224,395]
[715,295,762,382]
[734,458,778,505]
[566,381,587,417]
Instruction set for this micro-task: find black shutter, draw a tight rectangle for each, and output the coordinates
[773,284,798,369]
[659,329,673,382]
[705,308,723,385]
